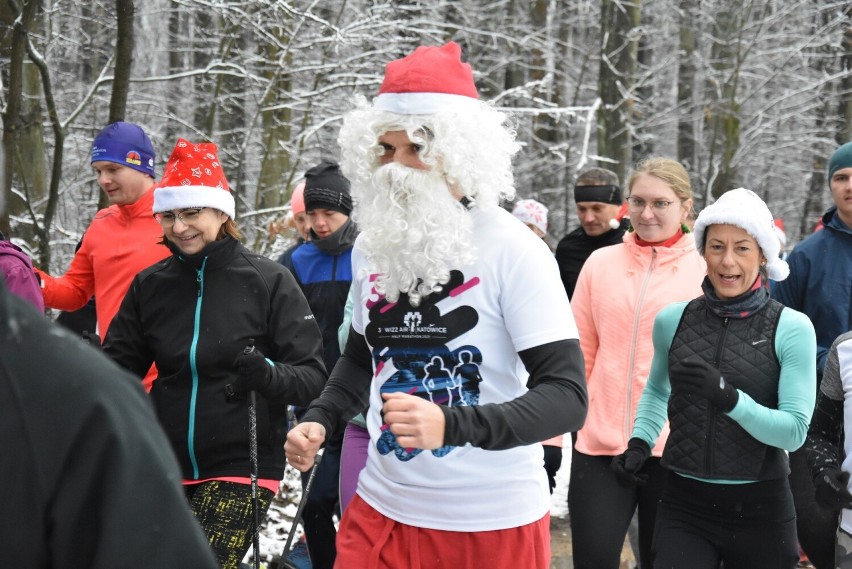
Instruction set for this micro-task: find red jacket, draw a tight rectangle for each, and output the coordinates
[35,187,168,387]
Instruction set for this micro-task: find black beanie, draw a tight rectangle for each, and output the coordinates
[304,160,352,216]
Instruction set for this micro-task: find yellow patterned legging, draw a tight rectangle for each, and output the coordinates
[185,480,275,569]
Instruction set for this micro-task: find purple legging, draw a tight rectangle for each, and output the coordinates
[339,422,370,514]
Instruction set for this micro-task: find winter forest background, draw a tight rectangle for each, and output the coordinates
[1,0,851,273]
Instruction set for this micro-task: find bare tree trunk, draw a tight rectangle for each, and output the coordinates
[677,0,697,174]
[193,9,215,133]
[1,0,40,239]
[15,62,47,245]
[632,31,653,160]
[256,39,293,210]
[837,7,852,144]
[597,0,640,182]
[165,3,185,145]
[703,4,739,200]
[110,0,134,123]
[800,2,841,239]
[529,0,560,196]
[98,0,134,210]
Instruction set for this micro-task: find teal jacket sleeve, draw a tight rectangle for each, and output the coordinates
[631,302,686,447]
[338,283,355,353]
[726,308,816,451]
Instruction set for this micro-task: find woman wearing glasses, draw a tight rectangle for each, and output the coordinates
[568,157,706,569]
[103,139,326,569]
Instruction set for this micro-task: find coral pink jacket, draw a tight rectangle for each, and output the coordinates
[572,231,705,457]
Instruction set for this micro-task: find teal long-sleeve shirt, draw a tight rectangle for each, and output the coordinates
[632,300,817,484]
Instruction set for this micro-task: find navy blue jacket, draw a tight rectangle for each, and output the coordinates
[772,206,852,375]
[289,240,353,373]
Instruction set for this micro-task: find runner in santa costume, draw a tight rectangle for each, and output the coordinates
[284,42,588,569]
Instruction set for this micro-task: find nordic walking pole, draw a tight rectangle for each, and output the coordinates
[243,339,261,569]
[280,447,325,566]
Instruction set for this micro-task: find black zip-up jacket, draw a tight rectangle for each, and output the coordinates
[104,237,327,481]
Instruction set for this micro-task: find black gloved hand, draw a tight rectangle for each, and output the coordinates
[543,445,563,493]
[231,346,274,397]
[82,330,101,349]
[611,438,651,487]
[669,356,739,413]
[814,468,852,511]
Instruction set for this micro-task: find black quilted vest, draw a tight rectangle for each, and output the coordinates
[662,297,788,481]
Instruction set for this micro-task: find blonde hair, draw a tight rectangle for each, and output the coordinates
[628,157,693,202]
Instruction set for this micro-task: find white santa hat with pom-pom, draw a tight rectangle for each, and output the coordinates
[693,187,789,281]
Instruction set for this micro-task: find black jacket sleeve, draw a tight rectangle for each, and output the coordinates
[301,326,373,439]
[261,267,328,406]
[442,338,587,450]
[102,276,155,378]
[806,390,844,480]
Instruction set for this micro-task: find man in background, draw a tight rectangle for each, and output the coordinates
[555,167,627,300]
[773,141,852,569]
[285,160,357,569]
[285,42,587,568]
[34,121,168,389]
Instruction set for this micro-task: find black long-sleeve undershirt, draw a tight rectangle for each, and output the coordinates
[302,330,588,450]
[805,391,844,480]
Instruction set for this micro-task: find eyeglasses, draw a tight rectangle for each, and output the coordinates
[626,196,677,212]
[154,208,207,227]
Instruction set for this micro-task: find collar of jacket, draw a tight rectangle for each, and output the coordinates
[824,206,852,235]
[623,230,696,256]
[169,235,240,270]
[310,218,358,255]
[118,185,157,220]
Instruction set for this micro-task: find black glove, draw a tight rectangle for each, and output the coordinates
[611,438,651,487]
[669,357,739,413]
[543,445,563,493]
[814,468,852,511]
[231,346,275,397]
[82,330,101,349]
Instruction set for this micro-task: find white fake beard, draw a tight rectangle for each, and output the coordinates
[353,162,477,306]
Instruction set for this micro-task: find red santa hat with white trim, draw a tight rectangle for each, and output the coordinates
[373,42,480,115]
[153,138,235,219]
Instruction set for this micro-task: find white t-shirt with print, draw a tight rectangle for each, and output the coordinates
[351,205,579,531]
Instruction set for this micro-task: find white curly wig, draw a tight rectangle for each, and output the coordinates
[337,96,521,304]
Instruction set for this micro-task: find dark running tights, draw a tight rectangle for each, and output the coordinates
[568,449,667,569]
[300,433,342,569]
[185,480,274,569]
[789,447,839,569]
[653,472,798,569]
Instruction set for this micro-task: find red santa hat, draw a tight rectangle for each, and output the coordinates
[153,139,235,219]
[373,42,480,115]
